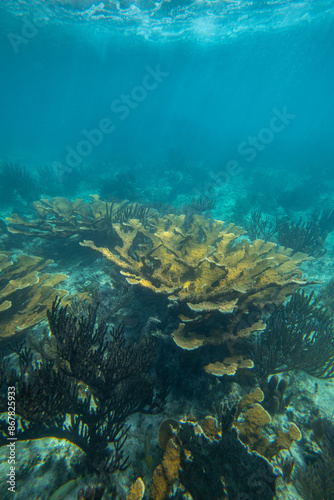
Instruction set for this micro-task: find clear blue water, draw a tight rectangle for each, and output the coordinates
[1,1,334,179]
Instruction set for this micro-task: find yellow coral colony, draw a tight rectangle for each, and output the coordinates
[6,196,156,238]
[0,252,68,341]
[80,213,309,348]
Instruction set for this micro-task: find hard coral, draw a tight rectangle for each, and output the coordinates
[80,214,310,349]
[126,478,145,500]
[150,438,180,500]
[204,355,254,377]
[177,412,277,500]
[234,389,302,460]
[0,252,68,342]
[6,196,157,239]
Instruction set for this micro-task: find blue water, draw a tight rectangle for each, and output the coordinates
[1,1,334,186]
[2,2,334,499]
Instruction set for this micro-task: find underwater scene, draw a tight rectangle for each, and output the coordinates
[1,0,334,499]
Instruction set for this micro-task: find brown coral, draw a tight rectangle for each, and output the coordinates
[234,388,302,460]
[150,438,180,500]
[127,478,145,500]
[234,402,272,456]
[204,355,254,377]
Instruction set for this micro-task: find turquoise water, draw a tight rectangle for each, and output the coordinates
[1,1,334,179]
[1,2,334,499]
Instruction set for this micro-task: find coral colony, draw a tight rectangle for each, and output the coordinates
[0,185,334,498]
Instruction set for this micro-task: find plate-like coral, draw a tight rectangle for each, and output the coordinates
[0,252,68,341]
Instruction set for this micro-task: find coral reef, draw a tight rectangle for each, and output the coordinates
[6,196,158,239]
[177,406,277,499]
[0,252,68,342]
[315,207,334,239]
[254,291,334,379]
[0,299,167,479]
[185,195,216,214]
[261,375,292,415]
[77,484,105,500]
[234,388,302,460]
[241,208,334,256]
[126,478,145,500]
[319,276,334,315]
[80,213,310,352]
[204,355,254,377]
[99,170,136,200]
[150,437,180,500]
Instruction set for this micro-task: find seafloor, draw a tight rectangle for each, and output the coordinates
[0,159,334,500]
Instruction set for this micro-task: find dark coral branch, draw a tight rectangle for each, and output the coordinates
[0,298,167,477]
[254,291,334,379]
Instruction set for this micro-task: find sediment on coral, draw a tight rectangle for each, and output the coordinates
[0,299,168,478]
[80,213,310,357]
[254,290,334,379]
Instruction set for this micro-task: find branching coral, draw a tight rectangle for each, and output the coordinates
[0,299,167,478]
[6,195,157,239]
[254,290,334,379]
[0,252,68,342]
[80,213,310,349]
